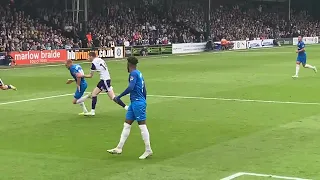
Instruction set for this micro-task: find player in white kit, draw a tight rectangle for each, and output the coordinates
[80,52,128,116]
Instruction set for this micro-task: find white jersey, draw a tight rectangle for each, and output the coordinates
[91,57,111,80]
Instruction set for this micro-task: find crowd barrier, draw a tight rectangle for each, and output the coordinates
[0,37,319,66]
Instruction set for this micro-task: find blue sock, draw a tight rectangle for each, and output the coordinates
[92,96,97,110]
[113,98,126,108]
[7,85,12,89]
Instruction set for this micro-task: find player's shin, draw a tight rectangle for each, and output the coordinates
[117,123,131,149]
[295,64,300,76]
[91,96,97,112]
[305,64,315,69]
[139,124,152,151]
[79,102,88,113]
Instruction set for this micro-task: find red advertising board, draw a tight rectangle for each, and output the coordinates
[11,50,67,65]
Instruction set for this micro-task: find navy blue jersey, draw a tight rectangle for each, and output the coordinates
[69,64,87,85]
[297,41,306,56]
[128,70,146,102]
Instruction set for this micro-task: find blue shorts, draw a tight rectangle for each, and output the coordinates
[74,83,87,99]
[126,101,147,121]
[297,55,307,64]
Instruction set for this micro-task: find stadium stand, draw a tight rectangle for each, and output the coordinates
[0,0,320,51]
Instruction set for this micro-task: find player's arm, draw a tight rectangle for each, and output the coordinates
[83,63,96,78]
[118,74,137,99]
[76,74,81,92]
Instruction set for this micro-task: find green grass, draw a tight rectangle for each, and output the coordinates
[1,46,320,180]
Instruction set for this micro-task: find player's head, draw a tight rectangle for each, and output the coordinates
[127,56,138,72]
[88,52,96,61]
[65,59,73,69]
[298,36,303,42]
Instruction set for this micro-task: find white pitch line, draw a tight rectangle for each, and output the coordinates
[1,93,320,106]
[0,93,73,105]
[147,94,320,105]
[241,172,311,180]
[220,172,244,180]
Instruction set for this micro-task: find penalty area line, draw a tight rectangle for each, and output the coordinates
[1,93,320,106]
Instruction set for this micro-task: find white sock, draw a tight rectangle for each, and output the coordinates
[295,64,300,76]
[79,102,88,113]
[117,123,131,149]
[305,64,315,69]
[91,109,95,113]
[76,95,89,104]
[139,124,151,151]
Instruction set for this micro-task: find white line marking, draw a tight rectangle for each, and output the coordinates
[147,94,320,105]
[220,172,244,180]
[1,93,320,106]
[220,172,311,180]
[242,172,311,180]
[0,93,73,105]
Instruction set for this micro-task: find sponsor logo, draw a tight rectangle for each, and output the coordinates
[116,48,122,56]
[67,48,115,60]
[172,43,206,54]
[293,37,318,45]
[10,50,67,65]
[247,39,274,49]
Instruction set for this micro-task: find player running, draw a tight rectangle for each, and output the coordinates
[65,59,89,114]
[292,36,317,78]
[0,79,17,90]
[80,52,128,116]
[107,56,153,160]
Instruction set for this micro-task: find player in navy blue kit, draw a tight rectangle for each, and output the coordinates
[292,36,317,78]
[65,59,89,114]
[0,78,17,90]
[107,56,153,159]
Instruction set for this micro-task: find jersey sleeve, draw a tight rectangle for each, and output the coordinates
[70,67,76,75]
[91,63,97,71]
[129,72,138,87]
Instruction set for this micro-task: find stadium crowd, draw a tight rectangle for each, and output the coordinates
[0,0,319,51]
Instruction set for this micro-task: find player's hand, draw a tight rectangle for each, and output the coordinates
[296,50,299,53]
[66,79,74,84]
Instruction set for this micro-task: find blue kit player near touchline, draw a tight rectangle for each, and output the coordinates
[107,56,153,160]
[65,59,89,114]
[292,36,317,78]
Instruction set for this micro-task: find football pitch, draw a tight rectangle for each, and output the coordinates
[1,46,320,180]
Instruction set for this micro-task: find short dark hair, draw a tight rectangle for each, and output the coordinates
[89,52,96,57]
[127,56,139,65]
